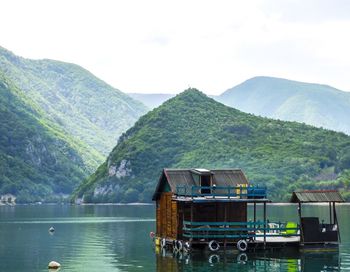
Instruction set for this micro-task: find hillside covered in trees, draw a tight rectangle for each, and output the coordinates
[0,73,95,202]
[73,89,350,203]
[0,46,147,161]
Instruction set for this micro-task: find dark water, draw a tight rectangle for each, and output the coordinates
[0,204,349,271]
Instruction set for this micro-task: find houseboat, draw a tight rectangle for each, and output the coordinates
[152,168,344,253]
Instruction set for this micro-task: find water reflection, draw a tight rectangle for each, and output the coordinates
[0,204,349,271]
[155,248,341,271]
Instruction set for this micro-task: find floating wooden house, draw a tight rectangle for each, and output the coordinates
[152,168,344,252]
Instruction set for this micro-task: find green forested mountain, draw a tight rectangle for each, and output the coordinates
[0,46,147,161]
[73,89,350,203]
[217,76,350,135]
[0,74,94,202]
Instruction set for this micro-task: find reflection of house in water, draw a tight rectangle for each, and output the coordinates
[155,249,341,272]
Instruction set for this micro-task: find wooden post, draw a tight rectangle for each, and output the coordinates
[182,203,185,240]
[191,202,194,242]
[298,202,303,243]
[224,204,227,250]
[333,202,341,243]
[263,201,266,248]
[253,202,256,241]
[190,202,193,223]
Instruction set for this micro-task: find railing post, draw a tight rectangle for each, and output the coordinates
[263,201,267,248]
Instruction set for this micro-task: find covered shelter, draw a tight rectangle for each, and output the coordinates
[290,190,344,246]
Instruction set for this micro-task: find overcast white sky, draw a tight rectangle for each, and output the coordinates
[1,0,350,94]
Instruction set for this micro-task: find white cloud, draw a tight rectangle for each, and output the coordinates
[0,0,349,94]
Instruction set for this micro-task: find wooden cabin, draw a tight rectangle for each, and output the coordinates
[152,168,267,250]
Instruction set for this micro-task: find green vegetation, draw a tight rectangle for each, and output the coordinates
[0,73,93,202]
[73,89,350,203]
[217,76,350,135]
[0,46,147,162]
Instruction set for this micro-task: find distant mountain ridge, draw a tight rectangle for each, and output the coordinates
[0,46,147,161]
[216,76,350,135]
[128,93,175,109]
[73,89,350,203]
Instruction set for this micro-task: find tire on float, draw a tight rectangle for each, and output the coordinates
[175,240,183,252]
[161,238,166,248]
[173,240,177,252]
[237,239,248,252]
[237,252,248,263]
[208,254,220,264]
[208,240,220,252]
[183,241,191,253]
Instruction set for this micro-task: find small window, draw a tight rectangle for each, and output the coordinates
[200,175,211,194]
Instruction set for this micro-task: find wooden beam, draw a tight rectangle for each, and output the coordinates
[333,202,341,243]
[253,202,256,242]
[298,202,304,243]
[224,204,227,249]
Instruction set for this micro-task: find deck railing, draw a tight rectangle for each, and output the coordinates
[175,185,267,199]
[182,220,300,239]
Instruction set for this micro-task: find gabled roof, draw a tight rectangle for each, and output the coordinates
[152,168,249,200]
[290,190,345,203]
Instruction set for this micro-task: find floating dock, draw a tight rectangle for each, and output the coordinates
[152,168,344,253]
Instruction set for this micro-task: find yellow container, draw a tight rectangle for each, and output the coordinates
[155,237,160,247]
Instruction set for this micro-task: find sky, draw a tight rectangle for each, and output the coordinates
[1,0,350,94]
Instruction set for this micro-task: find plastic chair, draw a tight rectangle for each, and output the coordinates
[281,222,298,235]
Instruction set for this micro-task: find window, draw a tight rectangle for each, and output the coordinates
[200,175,211,194]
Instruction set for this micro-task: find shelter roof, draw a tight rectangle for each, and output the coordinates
[290,190,345,203]
[152,168,249,200]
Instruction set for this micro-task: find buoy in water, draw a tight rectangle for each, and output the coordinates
[49,227,55,233]
[48,261,61,269]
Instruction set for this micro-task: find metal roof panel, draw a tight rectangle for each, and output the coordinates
[290,190,345,203]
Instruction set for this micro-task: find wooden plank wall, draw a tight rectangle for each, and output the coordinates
[156,192,178,239]
[171,200,177,238]
[191,202,247,222]
[156,201,161,235]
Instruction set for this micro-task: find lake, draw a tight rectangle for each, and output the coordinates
[0,204,349,271]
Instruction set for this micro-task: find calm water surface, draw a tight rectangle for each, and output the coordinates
[0,204,350,271]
